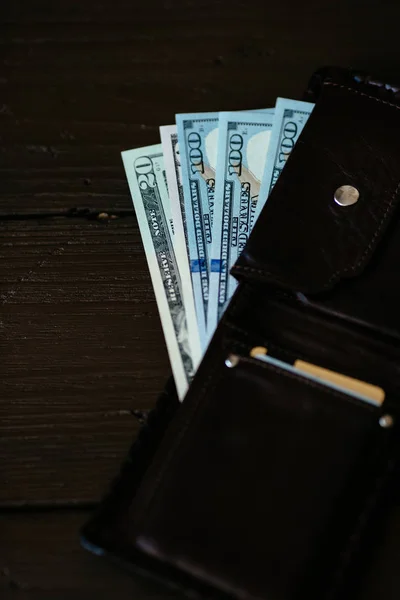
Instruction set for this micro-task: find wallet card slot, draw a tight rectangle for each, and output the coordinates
[235,353,380,413]
[246,350,385,407]
[223,283,400,409]
[127,351,394,600]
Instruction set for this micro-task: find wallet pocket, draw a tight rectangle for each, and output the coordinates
[231,82,400,295]
[230,81,400,341]
[126,353,396,600]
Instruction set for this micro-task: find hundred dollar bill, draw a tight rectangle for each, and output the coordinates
[176,112,219,349]
[207,111,274,335]
[160,124,202,369]
[255,98,314,221]
[255,108,275,115]
[122,144,194,400]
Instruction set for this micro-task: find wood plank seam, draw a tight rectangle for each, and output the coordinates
[0,208,133,221]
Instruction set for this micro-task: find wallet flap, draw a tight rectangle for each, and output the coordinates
[231,82,400,294]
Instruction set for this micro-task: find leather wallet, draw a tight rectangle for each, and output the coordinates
[82,67,400,600]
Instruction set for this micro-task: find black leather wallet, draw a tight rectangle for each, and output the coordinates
[82,67,400,600]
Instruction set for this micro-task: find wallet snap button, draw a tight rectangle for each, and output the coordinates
[225,354,240,368]
[379,414,394,428]
[334,185,359,206]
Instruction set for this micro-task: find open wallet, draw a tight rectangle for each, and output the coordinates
[81,66,400,600]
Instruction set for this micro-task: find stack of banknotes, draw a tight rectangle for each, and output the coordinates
[122,98,314,400]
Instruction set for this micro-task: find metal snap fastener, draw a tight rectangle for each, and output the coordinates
[225,354,239,368]
[379,414,394,428]
[334,185,359,206]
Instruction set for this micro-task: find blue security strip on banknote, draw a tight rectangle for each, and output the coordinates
[207,111,274,337]
[176,112,219,349]
[121,100,316,392]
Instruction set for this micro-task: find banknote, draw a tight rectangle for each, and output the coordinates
[207,111,274,334]
[255,98,314,221]
[176,112,219,349]
[160,124,202,369]
[255,108,275,115]
[121,144,194,400]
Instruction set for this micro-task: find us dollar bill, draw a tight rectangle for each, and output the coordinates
[121,144,194,400]
[255,98,314,221]
[160,125,202,369]
[207,111,274,335]
[176,112,219,349]
[160,125,189,254]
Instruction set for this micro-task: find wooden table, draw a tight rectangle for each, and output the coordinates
[2,1,400,597]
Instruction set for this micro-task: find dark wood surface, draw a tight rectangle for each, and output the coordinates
[2,0,400,597]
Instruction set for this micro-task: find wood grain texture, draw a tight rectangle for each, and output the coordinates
[0,510,176,599]
[2,1,400,214]
[0,217,169,505]
[2,0,400,597]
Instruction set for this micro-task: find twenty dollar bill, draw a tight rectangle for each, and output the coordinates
[122,144,194,400]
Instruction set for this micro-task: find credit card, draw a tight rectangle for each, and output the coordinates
[250,348,385,407]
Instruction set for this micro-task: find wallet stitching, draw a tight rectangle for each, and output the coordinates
[325,456,397,600]
[233,83,400,290]
[324,80,400,111]
[233,177,400,290]
[326,180,400,286]
[241,355,377,411]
